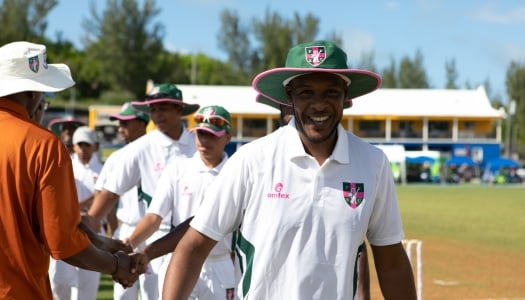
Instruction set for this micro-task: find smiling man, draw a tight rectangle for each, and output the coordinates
[162,40,417,300]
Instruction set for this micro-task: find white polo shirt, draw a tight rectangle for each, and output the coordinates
[95,147,144,225]
[72,154,103,203]
[104,128,196,230]
[191,122,404,300]
[148,151,232,257]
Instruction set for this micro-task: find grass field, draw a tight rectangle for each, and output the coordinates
[97,184,525,299]
[370,184,525,299]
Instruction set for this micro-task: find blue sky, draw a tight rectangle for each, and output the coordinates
[47,0,525,103]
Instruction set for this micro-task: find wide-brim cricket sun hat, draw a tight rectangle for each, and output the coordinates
[47,116,85,133]
[110,102,150,123]
[132,83,199,116]
[0,41,75,97]
[252,40,382,109]
[256,94,292,110]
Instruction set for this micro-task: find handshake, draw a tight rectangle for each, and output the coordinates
[79,220,151,288]
[110,250,149,288]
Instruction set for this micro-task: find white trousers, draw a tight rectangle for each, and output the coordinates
[49,259,100,300]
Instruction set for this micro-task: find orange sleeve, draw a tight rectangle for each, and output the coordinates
[38,137,90,259]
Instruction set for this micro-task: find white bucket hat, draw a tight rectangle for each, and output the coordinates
[0,41,75,97]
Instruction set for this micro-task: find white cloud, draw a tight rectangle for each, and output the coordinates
[472,3,525,24]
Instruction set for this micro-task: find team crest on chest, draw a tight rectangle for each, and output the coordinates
[342,182,364,209]
[305,46,326,67]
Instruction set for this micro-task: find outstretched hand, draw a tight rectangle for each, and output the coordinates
[112,251,149,288]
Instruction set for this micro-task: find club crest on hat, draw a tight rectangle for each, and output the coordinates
[148,85,160,95]
[201,106,217,118]
[305,46,326,67]
[28,55,39,73]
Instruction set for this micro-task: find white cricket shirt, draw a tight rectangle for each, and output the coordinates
[148,151,232,257]
[104,128,196,229]
[95,147,144,225]
[72,154,103,203]
[191,122,404,299]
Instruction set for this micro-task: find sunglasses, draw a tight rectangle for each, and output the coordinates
[193,114,230,127]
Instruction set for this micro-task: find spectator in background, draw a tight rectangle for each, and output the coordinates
[48,116,86,154]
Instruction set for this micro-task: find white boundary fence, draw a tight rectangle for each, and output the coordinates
[403,239,423,300]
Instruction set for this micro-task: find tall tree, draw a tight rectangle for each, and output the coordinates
[381,57,398,88]
[355,50,378,73]
[289,12,319,46]
[217,9,253,81]
[505,61,525,157]
[251,9,294,71]
[445,59,458,89]
[0,0,57,45]
[217,9,340,80]
[398,50,429,88]
[82,0,165,99]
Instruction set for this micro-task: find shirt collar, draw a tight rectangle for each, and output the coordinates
[285,119,349,164]
[0,98,30,120]
[152,126,194,147]
[192,151,229,174]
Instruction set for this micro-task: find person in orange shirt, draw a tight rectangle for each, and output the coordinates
[0,41,143,299]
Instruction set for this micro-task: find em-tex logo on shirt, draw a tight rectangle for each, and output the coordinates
[266,182,290,199]
[342,182,364,209]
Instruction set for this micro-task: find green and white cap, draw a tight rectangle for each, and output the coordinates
[110,102,150,123]
[191,105,232,137]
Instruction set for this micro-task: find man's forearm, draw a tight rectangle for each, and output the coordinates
[79,221,132,253]
[88,189,119,220]
[142,217,193,261]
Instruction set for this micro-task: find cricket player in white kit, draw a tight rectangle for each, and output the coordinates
[163,40,417,299]
[127,105,237,300]
[93,102,153,299]
[50,126,103,300]
[87,83,199,298]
